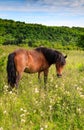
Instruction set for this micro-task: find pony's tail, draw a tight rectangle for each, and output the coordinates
[7,53,16,87]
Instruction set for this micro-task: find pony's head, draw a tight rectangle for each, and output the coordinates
[55,54,67,77]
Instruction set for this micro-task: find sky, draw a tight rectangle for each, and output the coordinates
[0,0,84,27]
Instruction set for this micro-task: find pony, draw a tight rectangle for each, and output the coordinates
[7,47,67,88]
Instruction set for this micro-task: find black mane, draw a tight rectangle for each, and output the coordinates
[35,47,66,65]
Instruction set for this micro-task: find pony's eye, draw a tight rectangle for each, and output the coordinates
[61,62,65,65]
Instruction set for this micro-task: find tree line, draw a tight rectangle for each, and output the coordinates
[0,18,84,49]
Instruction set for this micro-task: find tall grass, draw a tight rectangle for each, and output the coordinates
[0,45,84,130]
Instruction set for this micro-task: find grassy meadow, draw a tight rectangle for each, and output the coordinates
[0,45,84,130]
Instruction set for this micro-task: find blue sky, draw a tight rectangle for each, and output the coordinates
[0,0,84,27]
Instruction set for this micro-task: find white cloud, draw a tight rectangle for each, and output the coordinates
[0,0,84,14]
[0,0,84,27]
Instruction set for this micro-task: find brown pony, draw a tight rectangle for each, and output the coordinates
[7,47,67,88]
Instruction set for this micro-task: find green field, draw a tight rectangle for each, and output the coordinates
[0,45,84,130]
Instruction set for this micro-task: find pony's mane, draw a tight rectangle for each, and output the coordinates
[35,47,65,65]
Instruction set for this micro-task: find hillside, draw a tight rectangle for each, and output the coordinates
[0,18,84,49]
[0,45,84,130]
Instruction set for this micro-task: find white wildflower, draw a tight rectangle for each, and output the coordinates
[3,110,7,114]
[20,108,24,111]
[0,127,3,130]
[4,85,8,89]
[45,125,48,129]
[77,108,82,114]
[40,128,44,130]
[21,119,26,123]
[77,87,83,92]
[55,84,58,88]
[80,94,84,99]
[49,105,52,111]
[20,114,25,118]
[9,91,12,94]
[23,109,27,113]
[35,88,39,93]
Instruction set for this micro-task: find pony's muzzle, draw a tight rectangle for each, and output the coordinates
[57,73,62,78]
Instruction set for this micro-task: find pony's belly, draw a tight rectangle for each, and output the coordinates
[24,67,41,73]
[24,68,34,73]
[24,66,47,73]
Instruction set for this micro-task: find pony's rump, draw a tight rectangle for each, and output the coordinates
[7,53,16,87]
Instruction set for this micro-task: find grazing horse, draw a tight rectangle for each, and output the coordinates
[7,47,67,88]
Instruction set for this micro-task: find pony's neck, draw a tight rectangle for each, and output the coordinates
[35,47,59,65]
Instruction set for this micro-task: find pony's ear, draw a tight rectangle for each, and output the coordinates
[64,55,67,59]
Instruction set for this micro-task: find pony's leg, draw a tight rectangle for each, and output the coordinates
[15,72,22,88]
[38,72,41,83]
[44,69,48,85]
